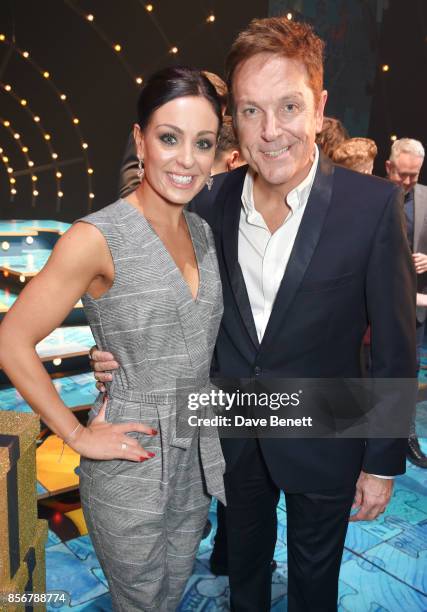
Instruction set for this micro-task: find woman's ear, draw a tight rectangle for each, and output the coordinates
[133,123,144,161]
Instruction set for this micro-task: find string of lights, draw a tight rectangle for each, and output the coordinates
[63,1,141,85]
[0,115,37,207]
[0,142,18,201]
[1,83,63,208]
[0,34,94,211]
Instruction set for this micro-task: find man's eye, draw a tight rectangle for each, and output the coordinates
[197,139,214,150]
[243,107,258,116]
[283,103,297,113]
[160,133,177,145]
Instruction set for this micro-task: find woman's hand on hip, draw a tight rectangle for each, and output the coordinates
[72,401,156,462]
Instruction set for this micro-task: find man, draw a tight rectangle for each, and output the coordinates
[92,17,415,611]
[386,138,427,468]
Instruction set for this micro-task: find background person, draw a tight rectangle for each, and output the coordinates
[386,137,427,468]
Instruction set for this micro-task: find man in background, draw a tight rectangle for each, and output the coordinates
[386,138,427,468]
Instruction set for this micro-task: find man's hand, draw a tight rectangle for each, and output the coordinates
[89,345,119,392]
[413,253,427,274]
[349,471,393,522]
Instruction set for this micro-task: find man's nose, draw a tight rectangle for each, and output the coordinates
[261,112,281,141]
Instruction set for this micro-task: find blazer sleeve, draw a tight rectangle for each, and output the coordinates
[118,132,140,199]
[363,185,417,476]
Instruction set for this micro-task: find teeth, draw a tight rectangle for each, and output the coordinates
[169,173,193,185]
[264,146,290,158]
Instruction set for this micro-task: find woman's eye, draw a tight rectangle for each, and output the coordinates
[160,133,177,145]
[197,139,214,150]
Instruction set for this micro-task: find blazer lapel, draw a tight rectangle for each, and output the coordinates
[221,168,260,349]
[260,153,335,351]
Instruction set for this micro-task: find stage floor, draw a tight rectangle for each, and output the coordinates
[43,419,427,611]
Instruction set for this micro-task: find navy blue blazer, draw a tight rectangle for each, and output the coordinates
[189,154,417,492]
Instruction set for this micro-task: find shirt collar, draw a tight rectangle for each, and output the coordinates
[241,145,319,218]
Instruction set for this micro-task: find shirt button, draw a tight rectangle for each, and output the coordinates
[254,366,262,376]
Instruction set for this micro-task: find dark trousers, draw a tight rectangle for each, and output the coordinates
[224,438,355,612]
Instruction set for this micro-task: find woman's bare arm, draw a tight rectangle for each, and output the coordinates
[0,223,154,460]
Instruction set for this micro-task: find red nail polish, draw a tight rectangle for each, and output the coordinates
[139,456,147,462]
[147,452,155,458]
[151,429,158,435]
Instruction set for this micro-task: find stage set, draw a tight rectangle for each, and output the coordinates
[1,0,427,611]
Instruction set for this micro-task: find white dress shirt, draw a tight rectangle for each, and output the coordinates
[237,145,392,480]
[239,146,319,343]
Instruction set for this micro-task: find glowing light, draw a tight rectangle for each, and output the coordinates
[34,116,40,122]
[52,152,58,159]
[207,14,215,23]
[287,12,293,20]
[391,134,397,141]
[2,242,10,251]
[10,178,15,184]
[73,118,79,124]
[82,142,88,149]
[4,84,11,91]
[26,236,34,244]
[22,51,29,58]
[56,171,62,178]
[19,275,26,283]
[3,271,9,277]
[13,133,20,139]
[43,71,50,78]
[3,120,10,127]
[136,77,143,84]
[22,146,28,153]
[170,46,178,54]
[87,14,94,21]
[89,193,95,199]
[20,99,27,106]
[28,160,34,167]
[0,34,6,41]
[382,64,390,72]
[2,156,9,163]
[114,44,122,52]
[58,191,64,197]
[7,168,13,174]
[32,190,38,196]
[53,358,62,366]
[60,94,66,100]
[44,134,51,140]
[31,175,37,182]
[11,188,17,195]
[145,4,153,12]
[88,168,94,174]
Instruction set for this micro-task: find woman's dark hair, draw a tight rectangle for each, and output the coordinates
[137,66,223,130]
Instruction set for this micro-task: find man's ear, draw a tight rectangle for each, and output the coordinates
[133,123,144,160]
[315,90,328,134]
[227,150,242,171]
[385,160,392,177]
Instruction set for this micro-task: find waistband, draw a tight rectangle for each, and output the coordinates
[106,380,211,405]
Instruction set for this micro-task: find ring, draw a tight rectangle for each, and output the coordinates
[121,443,128,450]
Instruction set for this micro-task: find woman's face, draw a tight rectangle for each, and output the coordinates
[135,95,219,205]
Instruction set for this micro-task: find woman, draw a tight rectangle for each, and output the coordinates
[0,66,226,611]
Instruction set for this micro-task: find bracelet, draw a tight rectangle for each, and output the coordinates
[58,423,83,463]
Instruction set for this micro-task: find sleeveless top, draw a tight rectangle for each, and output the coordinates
[78,198,225,502]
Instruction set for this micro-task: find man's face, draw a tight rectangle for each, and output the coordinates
[232,53,327,193]
[386,152,424,194]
